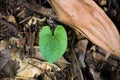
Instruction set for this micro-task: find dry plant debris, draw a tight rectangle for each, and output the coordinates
[0,0,120,80]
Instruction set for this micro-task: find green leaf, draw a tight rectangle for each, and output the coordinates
[39,25,67,63]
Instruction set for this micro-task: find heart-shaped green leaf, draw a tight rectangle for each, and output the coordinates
[39,25,67,63]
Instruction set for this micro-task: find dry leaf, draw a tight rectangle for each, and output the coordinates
[7,15,17,25]
[0,49,10,71]
[48,0,120,57]
[0,49,20,78]
[55,57,70,70]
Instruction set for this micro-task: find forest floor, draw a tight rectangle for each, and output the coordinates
[0,0,120,80]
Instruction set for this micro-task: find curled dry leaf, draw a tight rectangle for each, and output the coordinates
[48,0,120,57]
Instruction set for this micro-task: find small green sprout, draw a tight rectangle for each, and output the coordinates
[39,25,67,63]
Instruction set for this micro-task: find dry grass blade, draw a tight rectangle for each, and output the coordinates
[48,0,120,57]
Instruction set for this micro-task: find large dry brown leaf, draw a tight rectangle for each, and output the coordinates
[48,0,120,57]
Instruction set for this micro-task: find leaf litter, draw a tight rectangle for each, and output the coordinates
[0,0,120,80]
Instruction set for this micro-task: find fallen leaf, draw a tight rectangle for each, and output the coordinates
[0,49,20,78]
[48,0,120,57]
[0,49,10,71]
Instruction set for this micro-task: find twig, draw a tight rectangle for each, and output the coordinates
[70,37,84,80]
[24,3,58,21]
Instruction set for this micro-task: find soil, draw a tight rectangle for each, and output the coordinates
[0,0,120,80]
